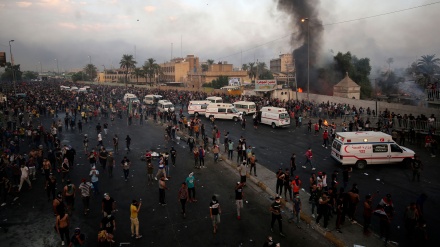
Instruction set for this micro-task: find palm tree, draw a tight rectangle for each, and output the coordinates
[142,58,159,85]
[133,68,144,84]
[119,54,137,87]
[248,62,256,81]
[257,62,267,78]
[386,57,394,71]
[417,54,440,85]
[207,59,215,65]
[241,64,249,72]
[153,64,162,84]
[83,64,97,81]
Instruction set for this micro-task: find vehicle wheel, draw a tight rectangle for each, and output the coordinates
[271,123,276,129]
[233,117,238,122]
[194,112,199,117]
[355,160,367,169]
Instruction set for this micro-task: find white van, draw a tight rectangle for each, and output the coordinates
[144,94,162,105]
[260,107,290,128]
[331,131,415,169]
[123,93,140,104]
[206,96,223,103]
[205,103,241,121]
[60,86,70,91]
[188,100,211,116]
[70,86,79,91]
[157,100,175,112]
[78,88,88,93]
[233,101,256,116]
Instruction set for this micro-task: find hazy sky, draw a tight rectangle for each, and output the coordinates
[1,0,439,73]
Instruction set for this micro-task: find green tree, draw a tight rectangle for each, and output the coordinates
[133,68,144,84]
[258,70,274,80]
[142,58,159,85]
[333,51,372,99]
[201,64,209,72]
[207,59,215,65]
[83,64,97,81]
[241,64,249,72]
[203,76,229,89]
[119,54,137,87]
[417,54,440,86]
[71,71,87,82]
[0,62,23,81]
[248,62,256,81]
[23,71,39,80]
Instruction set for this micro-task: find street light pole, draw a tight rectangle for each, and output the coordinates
[102,65,106,83]
[55,59,59,78]
[301,18,310,100]
[9,40,16,94]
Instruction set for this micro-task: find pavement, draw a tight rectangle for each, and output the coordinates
[174,125,397,247]
[0,113,334,247]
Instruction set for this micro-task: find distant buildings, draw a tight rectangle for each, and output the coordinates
[269,53,295,86]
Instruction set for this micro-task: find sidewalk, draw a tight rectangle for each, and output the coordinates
[168,124,397,247]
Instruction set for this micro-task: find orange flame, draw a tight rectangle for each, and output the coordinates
[298,88,303,93]
[323,120,328,126]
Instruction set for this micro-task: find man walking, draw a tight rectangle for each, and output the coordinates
[130,199,142,239]
[121,156,131,181]
[209,195,221,234]
[303,148,315,170]
[186,172,197,202]
[411,154,423,182]
[158,175,168,206]
[170,146,177,167]
[89,166,100,195]
[178,182,189,218]
[78,178,91,215]
[270,196,286,237]
[235,182,244,220]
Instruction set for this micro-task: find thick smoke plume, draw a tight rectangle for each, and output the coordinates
[276,0,324,94]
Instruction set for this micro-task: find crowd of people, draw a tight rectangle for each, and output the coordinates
[0,80,434,246]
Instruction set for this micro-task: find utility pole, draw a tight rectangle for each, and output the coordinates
[9,40,16,94]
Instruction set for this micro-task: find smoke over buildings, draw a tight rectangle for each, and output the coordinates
[276,0,324,93]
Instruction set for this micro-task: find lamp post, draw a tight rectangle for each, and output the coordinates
[54,59,59,78]
[301,18,310,100]
[9,40,16,94]
[102,65,106,83]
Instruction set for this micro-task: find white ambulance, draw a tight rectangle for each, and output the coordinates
[187,100,211,116]
[143,94,163,105]
[157,100,175,112]
[331,131,415,169]
[260,107,290,128]
[205,103,241,121]
[233,101,257,116]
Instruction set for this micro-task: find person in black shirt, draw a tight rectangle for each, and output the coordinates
[209,195,221,234]
[101,193,115,217]
[125,135,131,153]
[235,182,244,220]
[100,214,116,235]
[270,196,285,237]
[170,147,177,167]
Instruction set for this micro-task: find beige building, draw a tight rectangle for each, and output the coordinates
[333,72,361,99]
[270,53,295,85]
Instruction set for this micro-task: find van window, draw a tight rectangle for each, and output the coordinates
[373,144,388,153]
[332,141,341,152]
[227,109,233,113]
[279,113,289,119]
[249,105,256,109]
[201,104,208,109]
[219,108,226,113]
[390,144,402,152]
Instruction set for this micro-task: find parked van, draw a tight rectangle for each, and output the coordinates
[60,86,70,91]
[144,94,163,105]
[205,103,241,121]
[187,100,211,116]
[260,107,290,128]
[206,96,223,103]
[78,88,88,93]
[331,131,415,169]
[123,93,140,104]
[233,101,256,116]
[157,100,175,112]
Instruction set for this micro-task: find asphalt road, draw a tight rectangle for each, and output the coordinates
[194,112,439,246]
[0,112,333,247]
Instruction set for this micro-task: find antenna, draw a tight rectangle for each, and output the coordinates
[181,35,182,58]
[171,43,173,61]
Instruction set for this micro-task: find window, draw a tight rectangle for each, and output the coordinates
[201,104,208,109]
[390,144,402,153]
[332,141,341,152]
[218,108,226,113]
[373,144,388,153]
[279,113,289,119]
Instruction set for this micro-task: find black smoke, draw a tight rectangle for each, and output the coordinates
[276,0,324,94]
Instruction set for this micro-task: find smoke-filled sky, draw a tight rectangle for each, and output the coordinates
[0,0,439,73]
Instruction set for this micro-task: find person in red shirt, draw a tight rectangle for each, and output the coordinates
[303,148,315,170]
[314,123,319,136]
[291,176,302,195]
[322,130,329,148]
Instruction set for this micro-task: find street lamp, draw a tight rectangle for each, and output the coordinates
[301,18,310,100]
[9,40,16,94]
[102,65,106,83]
[54,59,59,78]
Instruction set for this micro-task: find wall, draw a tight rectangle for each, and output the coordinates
[295,92,440,117]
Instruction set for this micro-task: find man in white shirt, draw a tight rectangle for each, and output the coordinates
[18,164,32,191]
